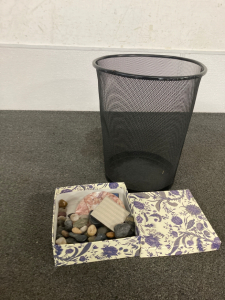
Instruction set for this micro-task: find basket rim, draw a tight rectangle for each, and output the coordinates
[92,54,207,81]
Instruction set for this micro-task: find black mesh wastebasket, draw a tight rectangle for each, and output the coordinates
[93,54,207,192]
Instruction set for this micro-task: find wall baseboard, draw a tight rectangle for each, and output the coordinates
[0,44,224,112]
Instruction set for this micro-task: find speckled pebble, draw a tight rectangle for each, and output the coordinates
[95,234,107,241]
[72,218,88,229]
[56,237,67,245]
[70,213,79,222]
[114,223,132,238]
[64,219,73,231]
[61,230,69,238]
[74,234,88,243]
[87,224,97,237]
[106,232,115,239]
[72,227,82,234]
[88,236,96,242]
[59,199,67,208]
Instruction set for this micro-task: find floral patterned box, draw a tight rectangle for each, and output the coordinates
[52,182,141,267]
[53,184,221,266]
[128,190,221,258]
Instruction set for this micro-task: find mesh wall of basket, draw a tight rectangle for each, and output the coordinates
[93,54,207,192]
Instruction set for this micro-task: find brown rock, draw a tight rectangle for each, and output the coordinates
[57,216,66,227]
[56,237,67,245]
[61,230,69,238]
[125,214,134,223]
[106,232,115,239]
[72,227,82,234]
[59,199,68,208]
[87,225,97,237]
[58,216,66,221]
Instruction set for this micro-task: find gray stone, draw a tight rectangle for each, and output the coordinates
[126,221,135,232]
[57,226,65,235]
[95,234,107,241]
[114,223,132,238]
[56,233,63,239]
[64,219,73,231]
[88,236,96,242]
[58,207,66,213]
[68,232,79,239]
[74,234,88,243]
[72,218,88,229]
[66,237,77,244]
[97,226,110,236]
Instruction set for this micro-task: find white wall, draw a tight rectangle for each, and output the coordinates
[0,0,225,112]
[1,0,225,50]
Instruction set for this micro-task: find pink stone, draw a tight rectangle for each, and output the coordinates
[75,192,125,215]
[58,211,66,217]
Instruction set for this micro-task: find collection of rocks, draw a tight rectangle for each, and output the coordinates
[56,199,135,245]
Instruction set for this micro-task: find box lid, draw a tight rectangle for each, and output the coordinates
[128,189,221,257]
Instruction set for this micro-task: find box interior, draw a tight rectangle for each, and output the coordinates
[53,187,130,243]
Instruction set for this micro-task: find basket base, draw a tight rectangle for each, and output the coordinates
[106,151,174,192]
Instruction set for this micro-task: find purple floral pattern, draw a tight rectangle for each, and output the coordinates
[53,237,140,267]
[52,185,221,266]
[171,216,183,225]
[136,216,143,223]
[185,205,201,215]
[109,182,119,189]
[102,246,118,258]
[145,235,161,248]
[128,189,221,258]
